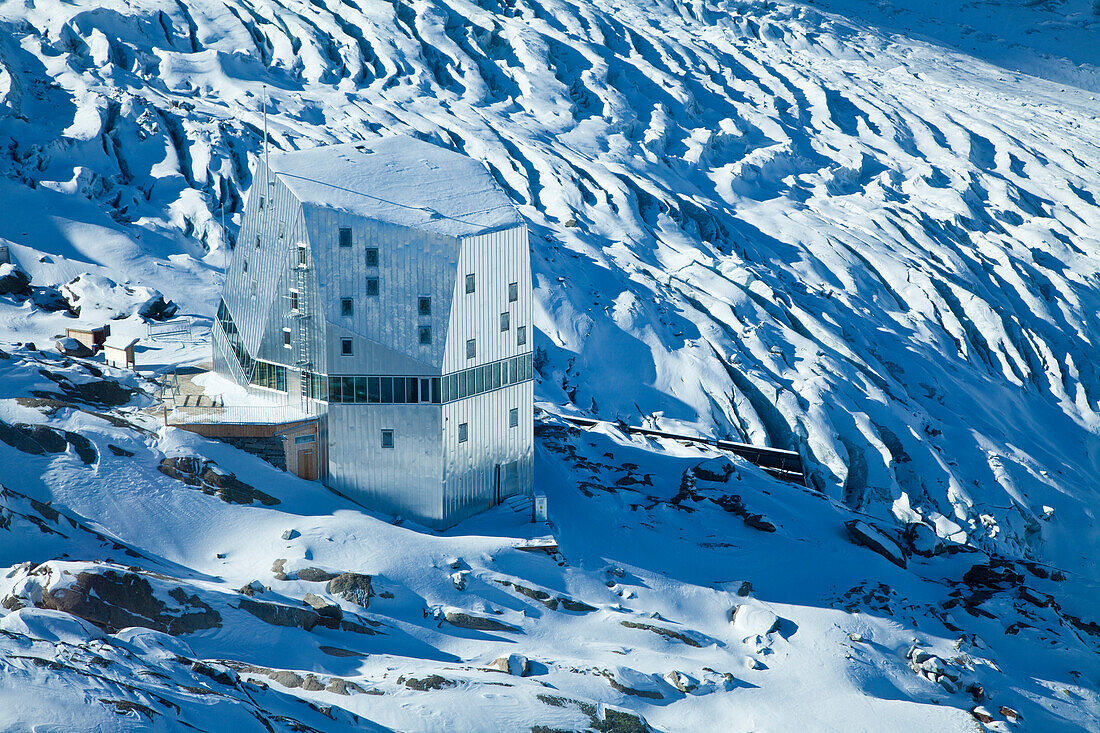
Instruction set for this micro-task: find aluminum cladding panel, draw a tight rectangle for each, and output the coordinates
[442,380,534,526]
[303,207,458,373]
[443,225,530,374]
[326,404,444,525]
[221,160,303,357]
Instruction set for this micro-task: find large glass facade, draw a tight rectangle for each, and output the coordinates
[216,300,287,392]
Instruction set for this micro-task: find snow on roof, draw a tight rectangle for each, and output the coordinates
[269,136,523,238]
[103,335,139,349]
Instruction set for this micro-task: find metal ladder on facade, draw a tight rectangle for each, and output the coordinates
[292,244,314,410]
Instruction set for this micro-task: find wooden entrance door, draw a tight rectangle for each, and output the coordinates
[298,449,317,480]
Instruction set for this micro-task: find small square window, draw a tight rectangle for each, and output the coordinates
[500,312,510,331]
[458,422,468,443]
[466,338,476,359]
[297,246,308,265]
[508,282,518,302]
[339,227,352,247]
[255,234,261,249]
[259,196,265,210]
[418,296,431,316]
[250,280,257,298]
[341,338,353,356]
[517,325,527,346]
[509,407,519,428]
[465,273,475,294]
[242,258,248,273]
[365,248,379,267]
[366,277,379,296]
[283,329,291,348]
[341,298,353,317]
[419,326,432,344]
[289,291,299,311]
[381,429,394,448]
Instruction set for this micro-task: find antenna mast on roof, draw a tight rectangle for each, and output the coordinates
[262,84,271,185]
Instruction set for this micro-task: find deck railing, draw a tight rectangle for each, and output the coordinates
[166,402,322,426]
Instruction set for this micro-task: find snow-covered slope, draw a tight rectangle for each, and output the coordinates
[2,0,1100,730]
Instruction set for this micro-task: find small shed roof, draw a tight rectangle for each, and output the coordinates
[104,336,139,349]
[268,136,523,238]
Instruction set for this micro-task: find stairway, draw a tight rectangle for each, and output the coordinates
[292,244,314,409]
[501,493,533,519]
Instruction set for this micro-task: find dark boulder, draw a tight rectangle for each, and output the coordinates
[327,573,373,607]
[0,265,31,296]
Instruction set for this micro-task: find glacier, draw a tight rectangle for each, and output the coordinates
[1,0,1099,730]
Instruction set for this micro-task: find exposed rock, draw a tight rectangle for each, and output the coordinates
[730,604,781,638]
[326,678,366,695]
[158,457,279,506]
[904,522,944,557]
[1000,706,1020,723]
[297,567,339,582]
[238,597,324,631]
[402,674,456,691]
[736,581,753,597]
[620,620,701,647]
[495,579,595,613]
[138,294,179,321]
[281,528,299,541]
[37,569,221,635]
[271,559,288,581]
[489,653,530,676]
[0,420,97,464]
[30,286,72,313]
[665,670,697,693]
[56,337,94,358]
[301,674,325,692]
[32,372,135,406]
[303,592,343,623]
[971,706,995,724]
[450,570,468,590]
[845,520,907,568]
[0,264,31,296]
[326,573,373,607]
[107,444,134,457]
[603,669,664,699]
[693,456,736,483]
[743,513,777,532]
[268,670,304,688]
[444,611,519,632]
[236,581,264,597]
[963,561,1024,590]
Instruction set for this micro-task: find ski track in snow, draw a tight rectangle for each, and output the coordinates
[1,0,1100,729]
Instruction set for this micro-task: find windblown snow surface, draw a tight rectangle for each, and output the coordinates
[1,0,1100,730]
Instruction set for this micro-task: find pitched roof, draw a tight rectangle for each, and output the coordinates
[268,135,523,238]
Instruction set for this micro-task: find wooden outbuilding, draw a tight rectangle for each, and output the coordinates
[66,325,111,353]
[103,336,138,370]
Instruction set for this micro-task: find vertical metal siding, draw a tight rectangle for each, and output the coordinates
[303,207,458,375]
[326,403,444,523]
[217,162,530,529]
[441,224,533,524]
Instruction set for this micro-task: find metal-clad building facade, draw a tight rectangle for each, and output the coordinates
[212,136,532,528]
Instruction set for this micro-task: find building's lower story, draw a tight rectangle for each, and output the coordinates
[326,380,534,528]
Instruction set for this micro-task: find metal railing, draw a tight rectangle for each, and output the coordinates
[148,317,203,343]
[166,402,322,426]
[554,415,806,484]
